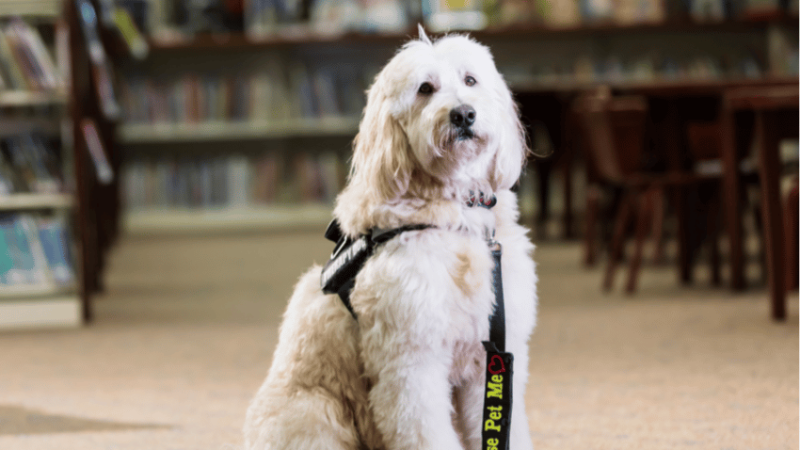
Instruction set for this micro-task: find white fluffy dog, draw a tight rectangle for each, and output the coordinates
[244,29,537,450]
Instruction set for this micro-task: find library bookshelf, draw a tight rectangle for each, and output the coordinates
[119,116,357,233]
[0,8,82,330]
[111,11,797,236]
[116,12,797,54]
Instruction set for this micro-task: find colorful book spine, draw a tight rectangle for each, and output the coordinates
[0,214,75,288]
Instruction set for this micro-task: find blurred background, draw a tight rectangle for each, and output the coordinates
[0,0,797,449]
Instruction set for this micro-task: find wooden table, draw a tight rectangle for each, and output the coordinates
[520,77,799,303]
[721,85,799,320]
[518,76,796,243]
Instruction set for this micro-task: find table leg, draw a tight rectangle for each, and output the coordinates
[720,105,746,291]
[561,109,576,240]
[755,111,786,321]
[674,186,692,284]
[536,162,551,239]
[661,100,692,284]
[561,156,574,240]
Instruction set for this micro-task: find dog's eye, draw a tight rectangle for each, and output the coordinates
[418,82,434,95]
[465,75,477,86]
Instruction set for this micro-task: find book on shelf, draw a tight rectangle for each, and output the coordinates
[0,213,74,289]
[361,0,415,33]
[317,151,344,203]
[0,215,45,286]
[111,4,149,59]
[308,0,364,36]
[123,150,346,211]
[252,153,280,204]
[249,0,414,37]
[291,61,317,120]
[81,119,114,185]
[0,18,62,92]
[121,60,369,126]
[0,131,63,195]
[767,25,799,76]
[76,0,122,119]
[227,154,250,207]
[116,0,417,40]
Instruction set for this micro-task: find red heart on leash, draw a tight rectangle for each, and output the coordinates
[488,354,506,375]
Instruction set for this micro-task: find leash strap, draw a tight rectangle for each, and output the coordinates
[481,242,514,450]
[321,219,431,319]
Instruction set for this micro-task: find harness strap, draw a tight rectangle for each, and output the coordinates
[487,244,505,353]
[321,220,433,319]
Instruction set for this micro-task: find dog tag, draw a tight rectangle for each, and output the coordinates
[481,341,514,450]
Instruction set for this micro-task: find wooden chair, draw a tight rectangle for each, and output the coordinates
[576,88,718,294]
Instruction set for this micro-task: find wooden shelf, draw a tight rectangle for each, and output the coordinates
[0,193,73,211]
[124,205,333,234]
[512,75,800,95]
[0,1,61,19]
[136,14,799,53]
[0,90,66,107]
[0,283,76,300]
[0,295,81,330]
[142,30,409,53]
[475,13,799,39]
[0,117,60,137]
[118,117,360,144]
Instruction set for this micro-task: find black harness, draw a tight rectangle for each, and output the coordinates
[320,221,433,319]
[320,192,514,450]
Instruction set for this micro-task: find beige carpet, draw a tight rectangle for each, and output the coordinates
[0,232,796,450]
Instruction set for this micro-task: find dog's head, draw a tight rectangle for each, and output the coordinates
[350,28,528,204]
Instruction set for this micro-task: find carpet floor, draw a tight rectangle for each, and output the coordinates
[0,232,796,450]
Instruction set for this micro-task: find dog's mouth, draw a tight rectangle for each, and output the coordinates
[437,121,485,153]
[444,126,477,146]
[456,128,474,140]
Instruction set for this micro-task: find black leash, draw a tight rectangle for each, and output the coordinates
[320,192,513,449]
[481,238,513,450]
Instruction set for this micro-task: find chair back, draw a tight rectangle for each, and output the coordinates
[574,89,648,185]
[686,122,722,162]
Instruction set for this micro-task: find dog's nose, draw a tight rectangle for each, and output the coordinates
[450,105,476,128]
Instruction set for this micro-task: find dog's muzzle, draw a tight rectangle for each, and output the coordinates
[450,104,475,139]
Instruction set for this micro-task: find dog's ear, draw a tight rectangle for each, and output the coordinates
[490,83,529,191]
[418,24,432,45]
[351,77,413,202]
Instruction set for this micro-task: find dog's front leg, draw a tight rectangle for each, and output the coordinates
[507,344,534,450]
[361,330,463,450]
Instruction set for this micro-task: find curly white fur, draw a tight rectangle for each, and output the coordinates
[244,29,538,450]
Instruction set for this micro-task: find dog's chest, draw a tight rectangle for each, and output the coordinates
[438,233,498,385]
